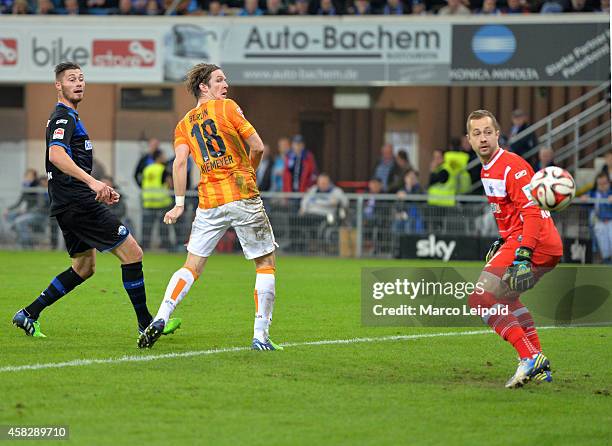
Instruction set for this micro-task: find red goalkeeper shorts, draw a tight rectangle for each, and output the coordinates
[484,237,562,279]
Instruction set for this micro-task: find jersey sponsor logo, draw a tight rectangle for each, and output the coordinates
[85,140,93,151]
[520,183,538,207]
[0,39,17,66]
[92,40,155,67]
[52,128,65,139]
[482,178,507,197]
[117,225,128,236]
[514,169,527,180]
[56,119,68,124]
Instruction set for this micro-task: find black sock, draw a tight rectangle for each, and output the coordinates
[121,262,152,329]
[25,268,85,320]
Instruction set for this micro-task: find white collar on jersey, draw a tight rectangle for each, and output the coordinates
[482,147,504,171]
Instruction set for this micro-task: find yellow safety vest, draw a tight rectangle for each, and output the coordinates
[142,163,172,209]
[445,151,471,194]
[427,163,456,207]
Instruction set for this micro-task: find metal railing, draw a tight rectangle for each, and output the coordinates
[508,81,611,150]
[0,189,604,262]
[466,81,611,192]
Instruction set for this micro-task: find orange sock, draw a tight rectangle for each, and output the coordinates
[155,267,198,323]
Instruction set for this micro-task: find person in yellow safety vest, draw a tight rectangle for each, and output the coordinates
[141,150,172,250]
[427,149,456,207]
[446,150,471,194]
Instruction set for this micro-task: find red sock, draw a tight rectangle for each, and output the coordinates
[505,326,539,359]
[468,290,538,359]
[508,301,541,351]
[487,311,539,358]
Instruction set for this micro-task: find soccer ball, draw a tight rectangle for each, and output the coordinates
[529,166,576,211]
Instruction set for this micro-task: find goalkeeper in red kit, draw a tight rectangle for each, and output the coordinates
[466,110,563,388]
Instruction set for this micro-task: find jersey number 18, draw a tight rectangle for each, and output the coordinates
[191,119,227,162]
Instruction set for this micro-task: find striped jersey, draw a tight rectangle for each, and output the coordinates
[481,148,562,255]
[174,98,259,209]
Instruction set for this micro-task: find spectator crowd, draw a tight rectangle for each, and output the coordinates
[3,124,610,261]
[2,98,609,260]
[0,0,608,16]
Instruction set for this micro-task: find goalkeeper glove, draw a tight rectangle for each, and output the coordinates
[485,237,504,263]
[502,247,536,292]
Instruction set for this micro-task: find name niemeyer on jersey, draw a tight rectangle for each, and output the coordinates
[45,103,96,216]
[480,148,562,255]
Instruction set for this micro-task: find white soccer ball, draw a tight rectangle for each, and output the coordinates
[529,166,576,211]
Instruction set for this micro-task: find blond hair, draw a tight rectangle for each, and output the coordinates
[466,109,500,133]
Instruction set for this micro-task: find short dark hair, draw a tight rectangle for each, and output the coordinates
[152,149,164,161]
[185,63,221,100]
[596,172,610,182]
[54,62,81,80]
[466,109,501,134]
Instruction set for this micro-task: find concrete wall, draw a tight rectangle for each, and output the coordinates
[1,83,608,190]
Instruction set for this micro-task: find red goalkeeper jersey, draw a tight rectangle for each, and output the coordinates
[481,148,563,256]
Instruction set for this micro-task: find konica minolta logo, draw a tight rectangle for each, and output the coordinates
[471,25,516,65]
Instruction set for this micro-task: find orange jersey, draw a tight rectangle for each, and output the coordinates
[174,98,259,209]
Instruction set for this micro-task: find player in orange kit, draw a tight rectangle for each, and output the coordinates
[466,110,563,388]
[138,64,281,351]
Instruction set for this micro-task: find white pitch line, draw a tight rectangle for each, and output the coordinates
[280,329,491,347]
[1,324,609,374]
[0,329,492,373]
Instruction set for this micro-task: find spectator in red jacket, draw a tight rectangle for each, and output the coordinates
[283,134,318,192]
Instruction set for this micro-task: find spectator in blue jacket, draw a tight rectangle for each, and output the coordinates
[585,172,612,263]
[393,169,424,234]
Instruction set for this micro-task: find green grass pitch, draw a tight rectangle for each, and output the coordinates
[1,251,611,445]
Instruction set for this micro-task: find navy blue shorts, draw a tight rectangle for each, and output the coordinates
[55,201,129,257]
